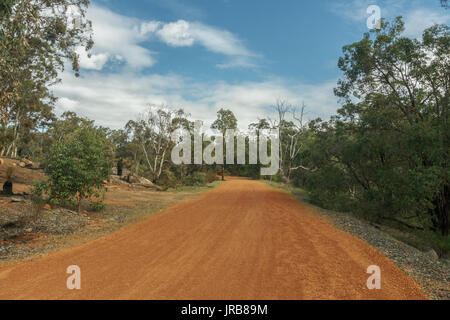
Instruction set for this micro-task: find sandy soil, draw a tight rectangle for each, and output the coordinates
[0,178,427,300]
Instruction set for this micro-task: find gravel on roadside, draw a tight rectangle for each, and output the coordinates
[308,204,450,300]
[264,181,449,300]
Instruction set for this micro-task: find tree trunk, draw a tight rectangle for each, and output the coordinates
[5,108,21,158]
[431,185,450,236]
[77,195,82,213]
[222,131,225,181]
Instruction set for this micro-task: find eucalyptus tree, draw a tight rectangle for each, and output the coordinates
[211,108,237,181]
[126,105,190,183]
[311,17,450,235]
[0,0,93,157]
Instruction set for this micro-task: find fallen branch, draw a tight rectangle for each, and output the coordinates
[291,165,318,173]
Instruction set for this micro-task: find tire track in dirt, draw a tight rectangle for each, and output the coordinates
[0,178,427,299]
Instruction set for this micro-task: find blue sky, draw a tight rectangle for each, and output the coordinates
[54,0,449,129]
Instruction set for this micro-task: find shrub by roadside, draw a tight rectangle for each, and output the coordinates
[183,172,207,186]
[32,123,112,212]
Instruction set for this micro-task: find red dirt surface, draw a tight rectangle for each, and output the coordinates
[0,178,427,299]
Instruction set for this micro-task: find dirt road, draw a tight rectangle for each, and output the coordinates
[0,178,426,299]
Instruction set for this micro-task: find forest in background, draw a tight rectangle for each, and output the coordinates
[1,1,448,253]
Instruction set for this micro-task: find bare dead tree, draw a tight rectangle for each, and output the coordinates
[270,99,291,175]
[127,104,188,183]
[285,102,317,181]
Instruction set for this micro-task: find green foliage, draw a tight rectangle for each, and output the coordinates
[183,172,207,186]
[91,200,106,212]
[158,169,178,189]
[419,230,450,256]
[0,0,15,19]
[292,18,450,238]
[211,109,238,180]
[211,108,238,133]
[271,173,284,183]
[0,0,92,158]
[125,107,191,182]
[33,123,113,211]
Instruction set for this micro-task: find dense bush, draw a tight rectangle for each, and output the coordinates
[183,172,206,186]
[271,173,284,183]
[158,169,178,189]
[227,164,261,180]
[32,123,113,212]
[292,20,450,238]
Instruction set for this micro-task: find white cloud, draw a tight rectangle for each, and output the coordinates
[156,20,195,47]
[53,71,338,130]
[329,0,449,39]
[54,4,337,129]
[330,0,412,22]
[81,5,257,70]
[188,22,252,57]
[77,49,109,70]
[330,0,380,22]
[57,97,79,110]
[86,5,157,69]
[151,19,256,68]
[216,57,257,69]
[140,21,161,35]
[403,9,450,38]
[149,19,256,68]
